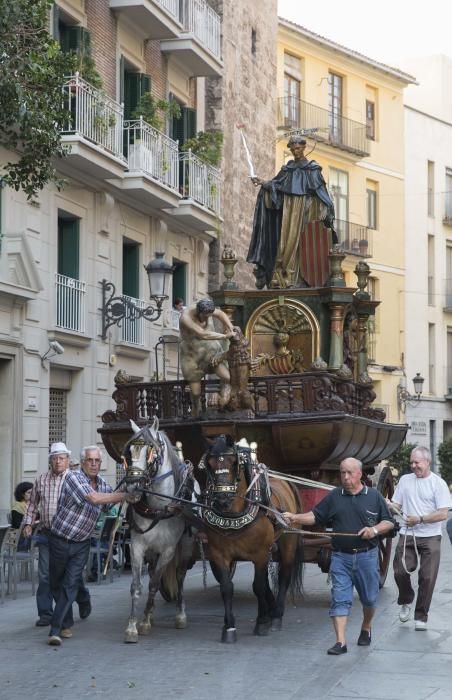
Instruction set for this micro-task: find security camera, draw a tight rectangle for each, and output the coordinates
[49,340,64,355]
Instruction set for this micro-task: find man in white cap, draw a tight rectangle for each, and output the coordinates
[23,442,91,626]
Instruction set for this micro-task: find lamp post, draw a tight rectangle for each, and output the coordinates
[101,252,173,339]
[397,372,425,414]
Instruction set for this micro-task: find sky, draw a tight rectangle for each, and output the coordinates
[278,0,452,70]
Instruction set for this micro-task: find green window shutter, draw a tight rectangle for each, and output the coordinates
[124,72,151,119]
[183,107,196,141]
[58,219,79,280]
[123,243,139,298]
[172,263,187,302]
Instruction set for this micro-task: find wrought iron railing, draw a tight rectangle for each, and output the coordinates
[277,97,370,156]
[124,118,179,191]
[157,0,179,16]
[62,73,125,162]
[181,0,221,58]
[179,150,221,214]
[335,220,372,258]
[55,273,86,333]
[109,372,385,424]
[120,295,146,345]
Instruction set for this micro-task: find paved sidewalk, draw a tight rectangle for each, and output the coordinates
[1,529,452,700]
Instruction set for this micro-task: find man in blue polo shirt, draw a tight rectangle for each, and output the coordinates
[47,445,137,646]
[284,457,394,655]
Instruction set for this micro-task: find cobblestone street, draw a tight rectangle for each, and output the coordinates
[1,531,452,700]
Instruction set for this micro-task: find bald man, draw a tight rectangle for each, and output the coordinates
[284,458,394,655]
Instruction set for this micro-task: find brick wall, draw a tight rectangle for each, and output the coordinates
[206,0,278,291]
[86,0,117,98]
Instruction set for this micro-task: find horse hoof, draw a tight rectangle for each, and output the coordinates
[137,623,152,636]
[221,627,237,643]
[124,633,139,644]
[271,618,282,632]
[253,621,271,636]
[175,615,187,629]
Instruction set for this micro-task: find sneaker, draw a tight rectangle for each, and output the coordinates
[60,628,73,639]
[357,629,371,646]
[35,617,51,627]
[79,600,92,619]
[48,635,62,646]
[327,642,347,655]
[415,620,427,631]
[399,604,411,623]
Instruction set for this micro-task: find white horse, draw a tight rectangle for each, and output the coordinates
[123,418,195,644]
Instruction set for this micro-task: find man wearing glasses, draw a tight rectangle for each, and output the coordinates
[47,445,137,646]
[23,442,91,627]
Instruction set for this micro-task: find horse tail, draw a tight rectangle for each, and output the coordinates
[160,554,179,602]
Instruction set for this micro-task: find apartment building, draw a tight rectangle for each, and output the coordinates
[402,55,452,462]
[276,19,415,422]
[0,0,277,509]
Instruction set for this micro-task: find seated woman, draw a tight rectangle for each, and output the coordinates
[11,481,34,550]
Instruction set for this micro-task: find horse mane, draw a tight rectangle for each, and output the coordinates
[160,431,184,491]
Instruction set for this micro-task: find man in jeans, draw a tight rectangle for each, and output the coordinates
[284,458,394,655]
[47,445,137,646]
[22,442,91,626]
[389,446,451,630]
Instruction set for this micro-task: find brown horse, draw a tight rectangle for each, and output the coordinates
[199,434,303,643]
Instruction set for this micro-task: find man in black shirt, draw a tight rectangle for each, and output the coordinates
[284,457,394,655]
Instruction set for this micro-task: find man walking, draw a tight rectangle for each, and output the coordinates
[22,442,91,626]
[389,446,451,630]
[47,445,137,646]
[283,457,394,655]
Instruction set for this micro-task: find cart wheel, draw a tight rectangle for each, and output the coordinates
[376,465,394,588]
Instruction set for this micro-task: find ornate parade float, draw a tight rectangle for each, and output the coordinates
[99,134,407,583]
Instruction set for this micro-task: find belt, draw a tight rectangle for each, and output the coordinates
[333,546,375,554]
[50,531,89,544]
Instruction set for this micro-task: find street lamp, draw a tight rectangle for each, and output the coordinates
[397,372,425,413]
[101,252,173,339]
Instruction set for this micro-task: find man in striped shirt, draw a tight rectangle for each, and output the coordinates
[47,445,137,646]
[23,442,91,626]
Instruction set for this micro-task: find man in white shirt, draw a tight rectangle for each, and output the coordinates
[389,446,452,630]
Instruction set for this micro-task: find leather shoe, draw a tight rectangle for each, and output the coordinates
[61,628,73,639]
[327,642,347,655]
[79,600,92,620]
[357,629,371,646]
[35,617,51,627]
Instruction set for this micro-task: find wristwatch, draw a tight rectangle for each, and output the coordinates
[372,527,379,537]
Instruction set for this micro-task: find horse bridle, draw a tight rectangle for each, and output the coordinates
[122,426,168,486]
[200,444,250,497]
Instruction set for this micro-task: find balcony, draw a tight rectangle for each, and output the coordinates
[110,119,181,210]
[55,274,86,334]
[277,97,370,158]
[335,220,372,258]
[168,150,221,232]
[60,74,126,180]
[161,0,223,77]
[109,0,182,39]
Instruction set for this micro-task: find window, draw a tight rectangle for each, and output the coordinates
[251,28,257,55]
[170,99,196,146]
[49,389,67,446]
[428,323,435,393]
[428,161,435,217]
[446,246,452,307]
[120,57,151,120]
[283,74,300,128]
[366,100,375,140]
[58,213,79,279]
[328,72,343,141]
[329,168,349,222]
[428,235,434,306]
[366,182,378,230]
[445,168,452,222]
[447,329,452,393]
[122,239,140,298]
[172,260,187,304]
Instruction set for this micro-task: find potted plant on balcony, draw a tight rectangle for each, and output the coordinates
[359,238,369,256]
[181,130,223,167]
[131,93,181,131]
